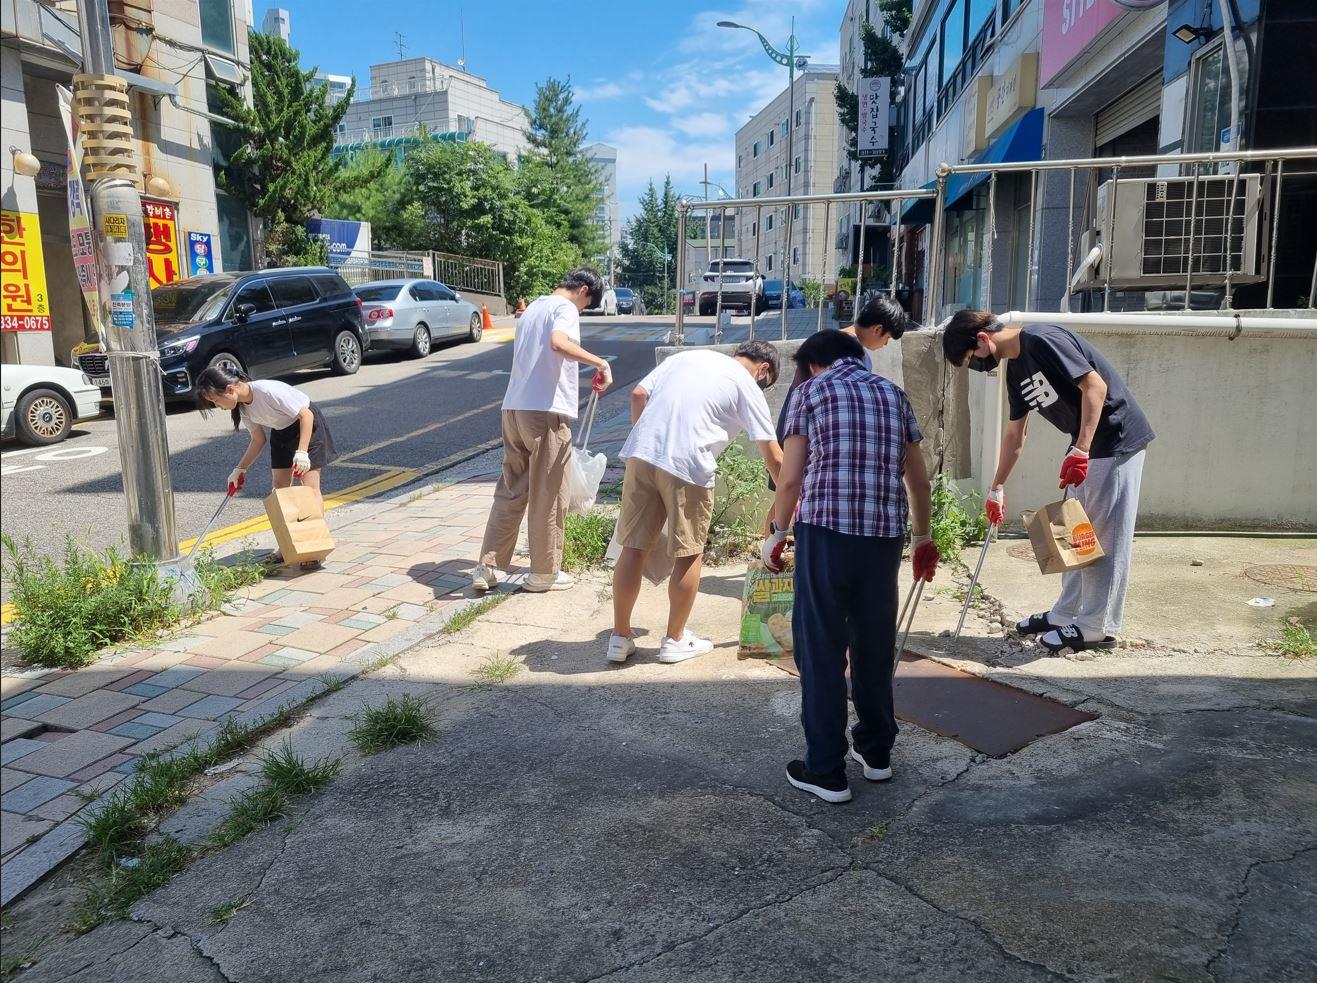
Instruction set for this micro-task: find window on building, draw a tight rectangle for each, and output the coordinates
[781,121,788,138]
[724,215,735,238]
[408,77,417,92]
[795,109,802,126]
[792,204,801,219]
[794,156,801,175]
[940,0,966,88]
[753,140,762,157]
[793,247,800,266]
[752,181,761,197]
[215,192,251,272]
[751,221,757,236]
[372,115,393,133]
[199,0,235,55]
[766,213,774,231]
[766,255,774,271]
[768,129,775,146]
[737,154,742,168]
[768,172,775,190]
[1187,42,1233,155]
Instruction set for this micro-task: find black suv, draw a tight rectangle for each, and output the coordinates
[77,267,367,401]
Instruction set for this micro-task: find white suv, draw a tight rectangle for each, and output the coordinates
[696,259,765,315]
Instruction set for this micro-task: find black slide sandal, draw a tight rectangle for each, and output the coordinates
[1041,625,1119,654]
[1016,612,1056,635]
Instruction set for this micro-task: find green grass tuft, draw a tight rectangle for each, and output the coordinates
[71,838,192,934]
[443,593,506,634]
[76,789,146,860]
[210,785,289,849]
[258,740,342,797]
[1264,618,1316,659]
[349,695,436,754]
[208,897,252,926]
[470,654,523,685]
[562,511,614,572]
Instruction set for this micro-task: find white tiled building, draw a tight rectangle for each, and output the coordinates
[583,142,620,256]
[334,57,528,159]
[734,64,840,283]
[260,7,290,44]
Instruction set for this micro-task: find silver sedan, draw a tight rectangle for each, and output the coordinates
[353,279,484,357]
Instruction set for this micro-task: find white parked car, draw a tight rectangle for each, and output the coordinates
[697,259,765,315]
[1,363,102,446]
[583,287,618,316]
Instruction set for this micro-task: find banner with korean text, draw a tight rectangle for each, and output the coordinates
[858,76,891,158]
[58,83,104,346]
[142,198,183,287]
[0,211,51,332]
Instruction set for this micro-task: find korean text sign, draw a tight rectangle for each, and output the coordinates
[1,211,52,332]
[1041,0,1125,86]
[142,198,182,287]
[858,76,891,157]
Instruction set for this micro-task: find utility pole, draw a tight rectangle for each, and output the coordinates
[72,0,182,574]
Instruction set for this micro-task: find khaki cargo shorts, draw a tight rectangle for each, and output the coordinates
[616,458,716,558]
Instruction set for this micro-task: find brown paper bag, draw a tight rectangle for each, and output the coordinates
[264,485,335,564]
[1024,496,1104,575]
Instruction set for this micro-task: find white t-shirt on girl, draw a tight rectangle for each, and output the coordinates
[240,379,310,433]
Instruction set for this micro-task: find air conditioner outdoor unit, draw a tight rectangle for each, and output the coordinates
[1075,174,1269,289]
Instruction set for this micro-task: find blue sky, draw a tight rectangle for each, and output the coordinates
[272,0,842,221]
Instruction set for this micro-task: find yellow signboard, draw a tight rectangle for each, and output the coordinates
[142,198,182,287]
[102,213,128,238]
[0,210,51,332]
[986,53,1039,139]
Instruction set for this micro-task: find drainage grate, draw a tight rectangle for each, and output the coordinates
[1243,564,1317,594]
[768,654,1099,757]
[1008,543,1036,562]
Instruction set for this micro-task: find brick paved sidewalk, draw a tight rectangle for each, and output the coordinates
[0,475,518,904]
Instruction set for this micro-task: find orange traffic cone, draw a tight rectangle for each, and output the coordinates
[481,305,494,333]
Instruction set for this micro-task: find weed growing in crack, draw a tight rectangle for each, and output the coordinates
[210,785,289,849]
[349,695,436,754]
[470,654,523,686]
[258,740,342,797]
[128,753,198,816]
[0,934,46,977]
[72,838,192,934]
[443,593,506,634]
[1263,618,1315,659]
[208,897,252,926]
[858,821,888,843]
[76,788,146,860]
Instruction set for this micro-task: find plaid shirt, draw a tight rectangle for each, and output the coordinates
[782,357,922,538]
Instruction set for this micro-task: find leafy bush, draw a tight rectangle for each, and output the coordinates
[3,535,178,669]
[2,536,267,669]
[562,511,615,572]
[929,473,990,565]
[707,442,772,563]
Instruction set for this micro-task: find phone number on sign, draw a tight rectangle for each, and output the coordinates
[1,314,52,331]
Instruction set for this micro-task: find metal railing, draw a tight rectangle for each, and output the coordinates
[669,145,1317,347]
[328,248,505,297]
[432,251,504,298]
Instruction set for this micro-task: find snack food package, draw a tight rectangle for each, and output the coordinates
[739,561,795,659]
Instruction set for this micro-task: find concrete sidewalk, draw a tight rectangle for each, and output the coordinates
[5,543,1312,982]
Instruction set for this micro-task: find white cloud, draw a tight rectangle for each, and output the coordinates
[575,80,627,102]
[673,112,731,138]
[605,124,736,216]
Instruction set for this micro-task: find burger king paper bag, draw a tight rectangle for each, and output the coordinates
[1024,496,1104,575]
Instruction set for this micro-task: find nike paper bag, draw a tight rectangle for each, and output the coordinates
[264,485,335,564]
[1024,496,1104,575]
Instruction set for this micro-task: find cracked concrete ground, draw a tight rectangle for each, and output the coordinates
[6,554,1315,983]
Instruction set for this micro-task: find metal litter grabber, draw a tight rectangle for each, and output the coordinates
[894,575,927,670]
[185,489,237,563]
[953,525,997,641]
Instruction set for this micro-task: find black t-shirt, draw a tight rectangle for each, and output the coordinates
[1006,324,1154,459]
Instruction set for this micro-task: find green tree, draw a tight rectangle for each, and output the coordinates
[834,1,911,187]
[617,177,679,313]
[212,31,385,265]
[324,149,430,251]
[520,77,604,260]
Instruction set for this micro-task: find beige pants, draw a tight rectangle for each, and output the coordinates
[479,410,572,575]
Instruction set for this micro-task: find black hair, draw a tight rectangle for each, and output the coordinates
[733,340,780,387]
[855,295,910,340]
[560,267,605,308]
[194,364,251,430]
[793,330,865,374]
[942,309,1002,364]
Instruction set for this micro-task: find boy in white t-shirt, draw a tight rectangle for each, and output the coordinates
[608,341,784,664]
[474,268,613,594]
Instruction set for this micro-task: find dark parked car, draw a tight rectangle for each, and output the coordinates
[763,279,805,310]
[78,267,367,401]
[614,287,636,315]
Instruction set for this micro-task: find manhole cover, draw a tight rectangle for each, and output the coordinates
[1243,564,1317,594]
[1009,544,1036,562]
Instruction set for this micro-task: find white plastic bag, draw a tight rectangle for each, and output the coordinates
[604,522,675,585]
[567,393,606,514]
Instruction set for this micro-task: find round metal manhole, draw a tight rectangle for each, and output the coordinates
[1243,564,1317,594]
[1009,544,1036,562]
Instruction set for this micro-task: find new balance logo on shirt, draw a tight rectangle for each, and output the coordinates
[1020,371,1059,411]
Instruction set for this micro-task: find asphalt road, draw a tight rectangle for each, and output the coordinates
[0,317,664,578]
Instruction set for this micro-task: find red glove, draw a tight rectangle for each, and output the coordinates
[985,486,1005,526]
[761,526,789,573]
[592,362,612,395]
[912,534,940,582]
[227,466,246,496]
[1058,448,1090,488]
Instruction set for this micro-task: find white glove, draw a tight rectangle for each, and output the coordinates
[227,467,246,495]
[291,450,311,478]
[760,523,789,573]
[592,360,613,393]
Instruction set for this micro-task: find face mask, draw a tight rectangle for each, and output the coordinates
[967,354,998,373]
[757,373,773,391]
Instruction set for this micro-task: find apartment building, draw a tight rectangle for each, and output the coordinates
[733,63,840,283]
[584,142,621,257]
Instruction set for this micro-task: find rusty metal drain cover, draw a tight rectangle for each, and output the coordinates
[765,654,1099,757]
[1244,564,1317,594]
[1008,543,1036,561]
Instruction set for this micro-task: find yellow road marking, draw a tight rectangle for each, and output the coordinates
[2,468,420,626]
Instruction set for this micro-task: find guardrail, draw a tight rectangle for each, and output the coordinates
[328,249,505,298]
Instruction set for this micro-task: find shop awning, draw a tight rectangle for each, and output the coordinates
[900,107,1045,224]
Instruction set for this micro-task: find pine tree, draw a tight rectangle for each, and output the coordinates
[520,77,604,260]
[618,177,679,312]
[834,1,911,187]
[213,31,385,264]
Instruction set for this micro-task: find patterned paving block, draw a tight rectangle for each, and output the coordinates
[0,739,47,766]
[89,708,145,733]
[34,668,135,698]
[153,634,211,653]
[233,678,286,700]
[108,722,164,740]
[36,691,142,730]
[189,631,271,659]
[176,695,245,719]
[256,624,297,636]
[11,731,135,778]
[1,767,34,792]
[129,719,216,756]
[145,666,207,690]
[0,718,43,743]
[279,622,363,654]
[1,776,77,813]
[392,603,430,622]
[184,656,227,669]
[137,689,205,714]
[258,654,302,669]
[1,812,54,858]
[342,615,387,630]
[114,758,144,774]
[68,753,134,782]
[32,793,87,823]
[122,683,170,699]
[2,694,72,720]
[131,712,188,729]
[103,670,157,692]
[273,611,327,628]
[364,573,412,589]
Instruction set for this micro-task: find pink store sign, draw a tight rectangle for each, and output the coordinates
[1041,0,1126,85]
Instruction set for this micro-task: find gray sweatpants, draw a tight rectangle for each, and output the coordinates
[1049,449,1146,636]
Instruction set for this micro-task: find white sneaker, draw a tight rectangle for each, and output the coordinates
[525,571,575,593]
[471,565,502,591]
[657,630,714,664]
[606,634,636,663]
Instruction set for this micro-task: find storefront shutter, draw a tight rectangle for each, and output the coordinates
[1094,75,1162,148]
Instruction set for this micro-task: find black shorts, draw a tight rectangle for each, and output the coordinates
[269,402,338,471]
